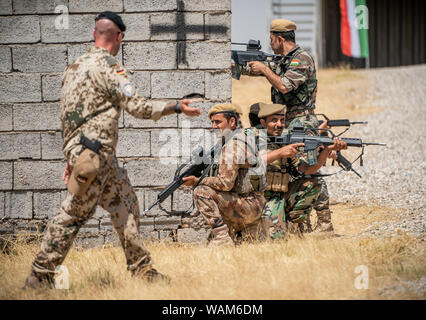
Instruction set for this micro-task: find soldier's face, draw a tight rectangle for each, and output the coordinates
[261,115,285,136]
[270,34,283,54]
[210,114,235,135]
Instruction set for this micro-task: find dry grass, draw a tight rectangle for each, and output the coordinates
[0,205,425,300]
[1,69,424,300]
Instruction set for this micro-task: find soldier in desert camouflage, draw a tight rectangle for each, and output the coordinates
[181,104,267,246]
[24,11,202,289]
[237,19,334,234]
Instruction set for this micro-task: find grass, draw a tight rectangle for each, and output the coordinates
[0,205,424,300]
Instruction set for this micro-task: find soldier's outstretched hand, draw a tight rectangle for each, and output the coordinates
[180,99,202,117]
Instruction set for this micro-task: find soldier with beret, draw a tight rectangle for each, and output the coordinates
[24,11,202,289]
[245,103,347,239]
[182,104,267,246]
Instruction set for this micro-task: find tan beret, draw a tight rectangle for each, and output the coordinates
[270,19,297,32]
[208,103,237,119]
[258,103,287,118]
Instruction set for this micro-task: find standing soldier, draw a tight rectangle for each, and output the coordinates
[24,11,202,289]
[182,104,267,246]
[237,19,334,234]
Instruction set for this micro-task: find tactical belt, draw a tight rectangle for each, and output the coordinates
[80,134,102,154]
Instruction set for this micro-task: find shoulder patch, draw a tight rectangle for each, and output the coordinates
[121,82,136,97]
[104,56,117,67]
[290,59,300,67]
[116,69,125,75]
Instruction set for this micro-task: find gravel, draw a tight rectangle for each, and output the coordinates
[320,64,426,238]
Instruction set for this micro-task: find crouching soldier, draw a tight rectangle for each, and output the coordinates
[182,104,267,246]
[246,103,347,239]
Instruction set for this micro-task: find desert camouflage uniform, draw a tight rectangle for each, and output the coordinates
[193,130,267,242]
[30,46,168,278]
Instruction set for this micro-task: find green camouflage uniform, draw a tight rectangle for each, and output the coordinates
[30,46,169,278]
[245,128,321,240]
[193,130,267,242]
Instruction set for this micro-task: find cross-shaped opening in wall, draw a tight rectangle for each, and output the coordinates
[150,0,229,66]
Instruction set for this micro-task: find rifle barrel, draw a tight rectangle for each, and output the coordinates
[350,121,368,124]
[363,142,386,146]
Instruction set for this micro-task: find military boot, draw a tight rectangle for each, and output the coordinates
[208,224,234,247]
[132,266,171,284]
[312,209,334,234]
[23,270,55,290]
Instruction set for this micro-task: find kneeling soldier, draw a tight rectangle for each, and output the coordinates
[182,104,267,246]
[246,103,346,239]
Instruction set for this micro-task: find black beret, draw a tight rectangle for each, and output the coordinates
[95,11,126,32]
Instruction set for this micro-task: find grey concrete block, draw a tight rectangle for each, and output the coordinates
[5,191,32,219]
[116,129,150,157]
[41,14,95,43]
[74,236,104,248]
[13,0,67,14]
[124,110,178,129]
[104,233,120,246]
[151,71,204,99]
[69,0,123,12]
[0,0,12,15]
[123,42,176,70]
[125,159,177,187]
[172,187,194,212]
[13,103,61,131]
[12,45,67,73]
[183,0,231,11]
[0,162,12,191]
[0,105,13,131]
[122,14,150,41]
[178,42,230,69]
[178,101,215,129]
[0,192,4,218]
[0,74,41,103]
[42,74,62,102]
[131,71,150,98]
[124,0,177,12]
[159,229,175,241]
[140,230,159,241]
[0,133,41,160]
[80,218,100,234]
[205,12,231,41]
[139,217,155,232]
[151,12,204,40]
[68,43,123,65]
[41,132,64,160]
[205,71,232,100]
[14,161,66,190]
[144,188,171,217]
[0,46,12,72]
[33,191,61,219]
[177,228,209,243]
[150,129,181,158]
[0,16,40,44]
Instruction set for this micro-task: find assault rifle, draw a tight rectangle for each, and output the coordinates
[231,39,282,80]
[269,125,386,166]
[316,114,368,127]
[142,145,219,215]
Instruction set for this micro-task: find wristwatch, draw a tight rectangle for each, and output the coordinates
[174,102,181,114]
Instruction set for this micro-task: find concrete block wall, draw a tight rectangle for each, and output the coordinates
[0,0,232,247]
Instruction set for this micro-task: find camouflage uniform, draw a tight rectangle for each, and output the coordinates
[193,130,267,244]
[28,46,169,283]
[246,128,321,240]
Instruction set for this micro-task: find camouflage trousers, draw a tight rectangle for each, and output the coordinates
[31,151,152,276]
[193,185,267,240]
[308,176,332,229]
[262,177,321,240]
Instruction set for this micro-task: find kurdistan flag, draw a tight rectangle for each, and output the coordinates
[340,0,369,58]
